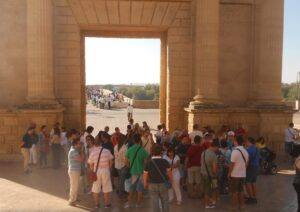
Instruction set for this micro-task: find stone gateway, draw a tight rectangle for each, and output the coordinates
[0,0,293,159]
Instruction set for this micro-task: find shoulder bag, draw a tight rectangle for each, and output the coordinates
[151,159,172,189]
[90,147,104,183]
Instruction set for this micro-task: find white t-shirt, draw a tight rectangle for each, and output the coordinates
[60,132,68,146]
[285,127,298,143]
[163,155,180,178]
[230,146,249,178]
[189,130,203,143]
[127,106,133,113]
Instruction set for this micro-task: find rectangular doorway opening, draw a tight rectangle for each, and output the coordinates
[84,36,163,136]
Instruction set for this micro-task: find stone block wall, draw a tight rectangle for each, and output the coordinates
[0,110,64,160]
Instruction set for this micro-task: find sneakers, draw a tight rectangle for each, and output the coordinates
[205,205,216,209]
[123,202,131,209]
[105,204,111,208]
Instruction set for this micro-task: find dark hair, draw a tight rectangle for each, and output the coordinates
[220,139,227,148]
[257,136,265,144]
[53,127,60,136]
[152,145,162,156]
[194,135,201,144]
[163,141,170,149]
[248,137,255,144]
[289,122,294,127]
[72,140,79,146]
[115,127,120,132]
[127,125,132,130]
[40,125,47,131]
[236,136,244,146]
[211,139,220,147]
[193,124,199,130]
[157,125,162,130]
[86,126,94,134]
[132,133,141,144]
[86,135,95,142]
[167,147,176,156]
[68,129,78,137]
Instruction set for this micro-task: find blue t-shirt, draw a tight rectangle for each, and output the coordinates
[68,147,81,171]
[227,140,234,151]
[247,145,260,167]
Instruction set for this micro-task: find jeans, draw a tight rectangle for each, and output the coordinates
[117,166,128,197]
[149,183,169,212]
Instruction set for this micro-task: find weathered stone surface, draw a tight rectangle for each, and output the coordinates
[0,0,291,158]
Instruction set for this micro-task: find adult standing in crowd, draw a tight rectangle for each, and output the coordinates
[228,137,249,210]
[127,104,133,122]
[88,137,114,209]
[163,148,182,205]
[185,135,203,198]
[114,134,128,198]
[200,139,219,209]
[141,128,154,155]
[29,122,39,166]
[20,127,34,174]
[124,133,149,209]
[39,125,50,169]
[245,137,260,204]
[68,132,84,206]
[51,127,61,169]
[284,123,299,162]
[144,145,172,212]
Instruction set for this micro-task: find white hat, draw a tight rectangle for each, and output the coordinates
[227,131,235,136]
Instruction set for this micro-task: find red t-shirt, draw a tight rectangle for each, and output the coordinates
[186,144,203,168]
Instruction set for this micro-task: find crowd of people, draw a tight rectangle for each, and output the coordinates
[87,87,124,110]
[20,120,276,211]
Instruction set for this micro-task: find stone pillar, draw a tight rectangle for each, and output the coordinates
[26,0,56,104]
[251,0,284,107]
[189,0,221,109]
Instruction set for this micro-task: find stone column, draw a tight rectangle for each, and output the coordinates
[26,0,56,104]
[189,0,221,109]
[251,0,284,107]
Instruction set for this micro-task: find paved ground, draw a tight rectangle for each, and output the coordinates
[0,105,299,211]
[0,161,297,212]
[86,103,160,136]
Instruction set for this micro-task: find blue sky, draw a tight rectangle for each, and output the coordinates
[85,0,299,85]
[283,0,300,83]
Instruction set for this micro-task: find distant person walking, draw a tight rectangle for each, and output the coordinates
[29,123,39,166]
[51,127,61,169]
[39,125,50,169]
[127,104,133,122]
[284,122,299,162]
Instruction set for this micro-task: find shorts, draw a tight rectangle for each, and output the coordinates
[285,142,293,154]
[201,174,217,195]
[229,177,245,193]
[246,166,259,183]
[129,175,144,193]
[91,168,112,193]
[188,166,201,184]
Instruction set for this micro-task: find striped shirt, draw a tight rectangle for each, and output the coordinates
[68,146,81,171]
[88,146,113,171]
